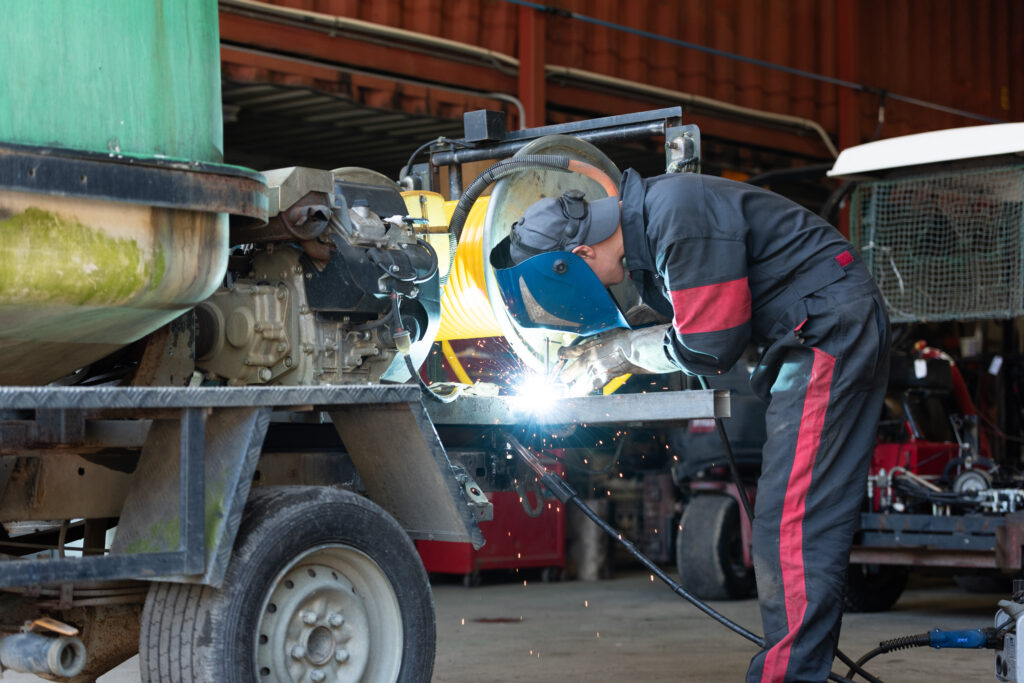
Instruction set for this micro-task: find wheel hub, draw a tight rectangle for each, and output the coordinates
[255,545,402,683]
[258,561,370,682]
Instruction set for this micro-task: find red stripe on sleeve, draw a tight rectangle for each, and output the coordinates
[761,347,836,683]
[669,277,751,335]
[836,250,853,267]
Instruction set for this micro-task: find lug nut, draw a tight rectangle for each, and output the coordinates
[290,645,306,660]
[310,670,326,682]
[335,648,350,663]
[328,613,344,627]
[301,610,317,625]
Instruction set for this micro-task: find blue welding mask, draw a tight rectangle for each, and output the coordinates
[490,241,629,337]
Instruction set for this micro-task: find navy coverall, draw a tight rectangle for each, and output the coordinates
[619,169,890,682]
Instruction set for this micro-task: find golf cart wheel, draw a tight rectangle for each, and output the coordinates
[844,563,908,613]
[676,494,755,600]
[140,486,434,682]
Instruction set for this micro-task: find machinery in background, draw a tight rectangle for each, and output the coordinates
[416,459,566,586]
[670,122,1024,616]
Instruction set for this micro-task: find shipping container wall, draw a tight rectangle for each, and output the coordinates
[258,0,1021,144]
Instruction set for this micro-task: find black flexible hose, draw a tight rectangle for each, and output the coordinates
[845,633,930,680]
[835,648,886,683]
[413,238,439,284]
[404,354,462,404]
[349,302,399,332]
[697,375,756,523]
[503,432,766,646]
[448,154,572,242]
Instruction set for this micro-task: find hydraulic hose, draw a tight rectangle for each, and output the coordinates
[447,154,618,243]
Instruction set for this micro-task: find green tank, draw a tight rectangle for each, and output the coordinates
[0,0,262,385]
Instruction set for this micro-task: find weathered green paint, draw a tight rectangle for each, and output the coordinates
[123,517,179,555]
[121,478,227,557]
[0,207,153,306]
[0,0,222,162]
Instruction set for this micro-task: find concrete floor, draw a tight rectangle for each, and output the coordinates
[4,571,1006,682]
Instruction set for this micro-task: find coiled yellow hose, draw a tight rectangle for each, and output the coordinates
[436,197,503,340]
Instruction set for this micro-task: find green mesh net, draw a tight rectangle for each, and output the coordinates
[850,166,1024,322]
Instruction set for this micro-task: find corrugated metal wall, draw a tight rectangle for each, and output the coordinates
[251,0,1020,143]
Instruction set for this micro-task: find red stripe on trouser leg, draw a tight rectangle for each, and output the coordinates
[761,347,836,683]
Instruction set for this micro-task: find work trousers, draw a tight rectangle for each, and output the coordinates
[746,267,890,683]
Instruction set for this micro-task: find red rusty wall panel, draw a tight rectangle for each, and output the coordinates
[226,0,1020,157]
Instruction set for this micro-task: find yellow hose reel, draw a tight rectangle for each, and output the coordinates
[416,135,630,375]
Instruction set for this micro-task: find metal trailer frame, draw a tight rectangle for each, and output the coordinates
[0,384,728,590]
[0,384,483,589]
[851,511,1024,572]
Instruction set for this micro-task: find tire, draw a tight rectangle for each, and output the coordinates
[844,564,908,613]
[140,486,435,683]
[954,573,1012,594]
[676,495,755,600]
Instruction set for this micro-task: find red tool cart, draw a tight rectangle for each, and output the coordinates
[416,464,566,586]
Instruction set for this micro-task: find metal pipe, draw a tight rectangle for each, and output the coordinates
[0,632,86,678]
[546,65,840,158]
[219,0,520,71]
[431,120,667,166]
[447,163,462,201]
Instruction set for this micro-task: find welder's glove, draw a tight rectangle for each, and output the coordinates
[624,303,671,327]
[557,324,679,395]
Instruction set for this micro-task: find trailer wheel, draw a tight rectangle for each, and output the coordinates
[844,564,908,613]
[140,486,434,683]
[676,495,755,600]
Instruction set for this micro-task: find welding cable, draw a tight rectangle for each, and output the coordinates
[697,375,756,523]
[448,155,618,243]
[505,432,866,683]
[504,431,764,644]
[846,628,1002,681]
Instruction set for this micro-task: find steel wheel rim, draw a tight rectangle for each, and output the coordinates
[255,544,403,683]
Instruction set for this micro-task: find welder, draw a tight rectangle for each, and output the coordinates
[490,169,891,683]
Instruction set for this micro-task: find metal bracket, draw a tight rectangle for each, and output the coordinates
[665,124,702,174]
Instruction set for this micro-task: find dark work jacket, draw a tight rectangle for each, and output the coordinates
[619,168,856,375]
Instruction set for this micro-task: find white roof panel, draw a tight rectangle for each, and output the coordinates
[828,122,1024,177]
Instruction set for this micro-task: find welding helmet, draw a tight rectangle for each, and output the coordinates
[490,191,628,336]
